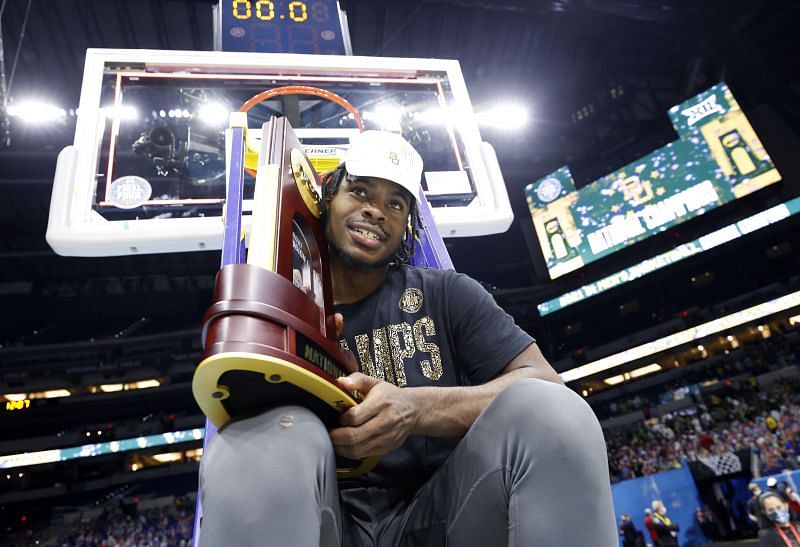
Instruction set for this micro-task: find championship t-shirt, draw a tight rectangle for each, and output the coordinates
[335,265,534,490]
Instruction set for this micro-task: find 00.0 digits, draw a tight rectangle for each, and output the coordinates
[233,1,324,22]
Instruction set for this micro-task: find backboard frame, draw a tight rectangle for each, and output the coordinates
[47,48,513,257]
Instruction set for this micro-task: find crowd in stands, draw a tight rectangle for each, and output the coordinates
[605,372,800,483]
[59,505,192,547]
[593,331,799,421]
[32,503,194,547]
[5,325,800,544]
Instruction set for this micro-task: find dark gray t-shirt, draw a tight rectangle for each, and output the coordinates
[336,265,534,490]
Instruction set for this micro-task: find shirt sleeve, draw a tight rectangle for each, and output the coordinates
[444,271,535,385]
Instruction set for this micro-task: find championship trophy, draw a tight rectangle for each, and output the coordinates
[192,114,378,477]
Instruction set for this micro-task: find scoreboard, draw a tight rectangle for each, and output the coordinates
[526,83,781,280]
[215,0,350,54]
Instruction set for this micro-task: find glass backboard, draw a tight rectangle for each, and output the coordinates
[47,49,512,256]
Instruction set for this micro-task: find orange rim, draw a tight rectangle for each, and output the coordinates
[239,85,364,177]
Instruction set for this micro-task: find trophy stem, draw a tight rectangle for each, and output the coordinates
[246,124,282,270]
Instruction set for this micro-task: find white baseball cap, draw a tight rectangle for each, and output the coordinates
[344,130,423,200]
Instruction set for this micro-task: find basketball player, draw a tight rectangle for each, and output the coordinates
[198,131,616,546]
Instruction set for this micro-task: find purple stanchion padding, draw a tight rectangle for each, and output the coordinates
[221,127,246,268]
[193,126,247,543]
[411,188,454,270]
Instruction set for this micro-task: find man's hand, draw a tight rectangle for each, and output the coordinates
[329,372,419,460]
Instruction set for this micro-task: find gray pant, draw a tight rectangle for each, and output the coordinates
[199,378,618,546]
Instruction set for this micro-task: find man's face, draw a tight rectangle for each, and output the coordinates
[324,175,412,272]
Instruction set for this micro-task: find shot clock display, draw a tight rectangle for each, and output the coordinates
[215,0,350,54]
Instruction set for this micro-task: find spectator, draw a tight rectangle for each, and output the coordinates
[776,481,800,517]
[749,481,771,530]
[644,508,659,546]
[757,491,800,547]
[651,500,680,547]
[696,506,718,542]
[620,513,643,547]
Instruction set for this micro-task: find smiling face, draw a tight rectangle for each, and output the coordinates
[324,174,412,272]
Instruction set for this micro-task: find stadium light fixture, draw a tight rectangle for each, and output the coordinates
[100,104,138,121]
[7,101,67,123]
[0,428,205,469]
[561,289,800,383]
[133,379,161,389]
[2,393,27,402]
[629,363,662,378]
[475,103,529,129]
[100,383,124,392]
[42,389,71,399]
[603,374,626,385]
[152,452,182,463]
[198,102,229,126]
[363,104,404,131]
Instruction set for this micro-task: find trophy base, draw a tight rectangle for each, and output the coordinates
[193,351,378,477]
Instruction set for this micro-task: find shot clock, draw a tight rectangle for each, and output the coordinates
[214,0,351,54]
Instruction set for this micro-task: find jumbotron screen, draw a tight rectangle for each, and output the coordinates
[526,83,781,280]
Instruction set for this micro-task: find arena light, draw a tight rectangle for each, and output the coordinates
[7,101,67,123]
[561,289,800,383]
[0,428,205,469]
[133,379,160,389]
[415,107,453,124]
[363,104,404,131]
[2,393,27,402]
[629,363,662,378]
[603,374,626,385]
[790,314,800,326]
[152,452,182,463]
[100,384,124,393]
[475,103,529,129]
[42,389,71,399]
[101,104,138,121]
[168,108,192,119]
[198,102,229,126]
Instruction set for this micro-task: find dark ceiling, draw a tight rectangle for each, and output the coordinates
[1,0,799,348]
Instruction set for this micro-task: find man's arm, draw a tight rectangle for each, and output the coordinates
[330,342,562,460]
[405,342,561,437]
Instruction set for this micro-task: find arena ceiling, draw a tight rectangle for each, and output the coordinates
[1,0,799,336]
